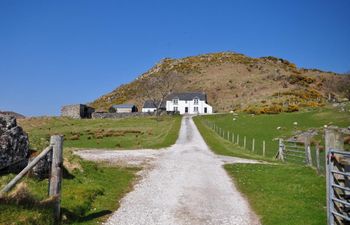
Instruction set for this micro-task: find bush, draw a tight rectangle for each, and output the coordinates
[286,104,299,112]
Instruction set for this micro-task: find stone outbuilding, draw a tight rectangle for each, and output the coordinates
[61,104,95,119]
[142,100,165,113]
[109,104,138,113]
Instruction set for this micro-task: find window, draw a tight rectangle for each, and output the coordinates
[194,98,199,105]
[194,107,198,112]
[173,98,178,105]
[174,107,178,112]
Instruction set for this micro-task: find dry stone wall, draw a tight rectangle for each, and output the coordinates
[92,112,153,119]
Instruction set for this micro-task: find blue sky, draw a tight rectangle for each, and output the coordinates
[0,0,349,116]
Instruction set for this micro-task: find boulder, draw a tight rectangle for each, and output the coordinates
[29,153,51,179]
[0,115,29,172]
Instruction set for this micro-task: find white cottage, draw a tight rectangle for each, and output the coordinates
[166,92,213,114]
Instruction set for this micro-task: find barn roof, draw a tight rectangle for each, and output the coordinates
[111,104,136,109]
[143,100,166,108]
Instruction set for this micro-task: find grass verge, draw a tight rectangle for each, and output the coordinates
[0,151,138,225]
[225,164,326,225]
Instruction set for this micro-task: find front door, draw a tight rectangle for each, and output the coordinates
[185,107,188,113]
[204,107,207,113]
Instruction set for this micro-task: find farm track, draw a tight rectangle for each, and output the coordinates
[76,116,261,225]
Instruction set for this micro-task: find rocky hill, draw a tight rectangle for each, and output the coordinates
[90,52,349,113]
[0,111,25,119]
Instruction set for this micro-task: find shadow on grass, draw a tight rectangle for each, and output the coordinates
[62,208,112,223]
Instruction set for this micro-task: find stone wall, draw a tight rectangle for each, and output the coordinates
[92,112,153,119]
[61,104,95,119]
[0,115,29,172]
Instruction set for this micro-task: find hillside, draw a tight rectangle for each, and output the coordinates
[0,111,25,119]
[90,52,349,113]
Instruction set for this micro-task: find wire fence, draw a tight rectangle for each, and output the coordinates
[203,119,329,175]
[203,120,272,158]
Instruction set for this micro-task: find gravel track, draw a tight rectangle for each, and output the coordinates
[76,116,261,225]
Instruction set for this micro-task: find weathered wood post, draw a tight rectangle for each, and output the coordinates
[227,131,230,140]
[252,138,255,152]
[304,135,312,166]
[263,140,266,157]
[277,139,284,161]
[315,143,320,174]
[49,135,64,224]
[243,136,246,149]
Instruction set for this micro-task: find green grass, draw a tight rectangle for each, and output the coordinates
[0,151,138,225]
[194,116,270,161]
[225,164,326,225]
[18,115,181,150]
[195,107,350,159]
[1,115,182,224]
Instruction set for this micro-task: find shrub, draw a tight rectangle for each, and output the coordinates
[286,104,299,112]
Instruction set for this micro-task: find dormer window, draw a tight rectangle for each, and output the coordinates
[173,98,179,105]
[194,98,199,105]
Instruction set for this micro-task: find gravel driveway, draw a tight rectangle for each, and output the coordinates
[76,116,261,225]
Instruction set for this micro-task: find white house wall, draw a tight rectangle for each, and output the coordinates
[142,108,157,113]
[166,100,212,114]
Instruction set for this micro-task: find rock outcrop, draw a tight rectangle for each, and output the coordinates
[0,115,29,171]
[29,154,51,179]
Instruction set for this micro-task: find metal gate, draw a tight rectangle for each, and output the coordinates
[276,137,312,166]
[326,149,350,225]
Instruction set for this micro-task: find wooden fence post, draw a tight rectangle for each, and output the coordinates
[315,143,320,174]
[277,139,284,161]
[263,140,266,157]
[244,136,246,149]
[227,131,230,140]
[305,135,312,166]
[237,134,240,145]
[252,138,255,152]
[49,135,64,224]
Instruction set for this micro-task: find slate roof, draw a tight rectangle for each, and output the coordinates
[166,92,207,101]
[143,100,165,109]
[111,104,136,109]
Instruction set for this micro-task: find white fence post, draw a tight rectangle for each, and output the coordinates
[252,138,255,152]
[277,139,284,161]
[263,140,266,157]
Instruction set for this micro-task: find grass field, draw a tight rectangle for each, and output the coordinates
[193,107,349,224]
[225,164,326,225]
[195,107,350,159]
[18,115,181,150]
[1,115,182,224]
